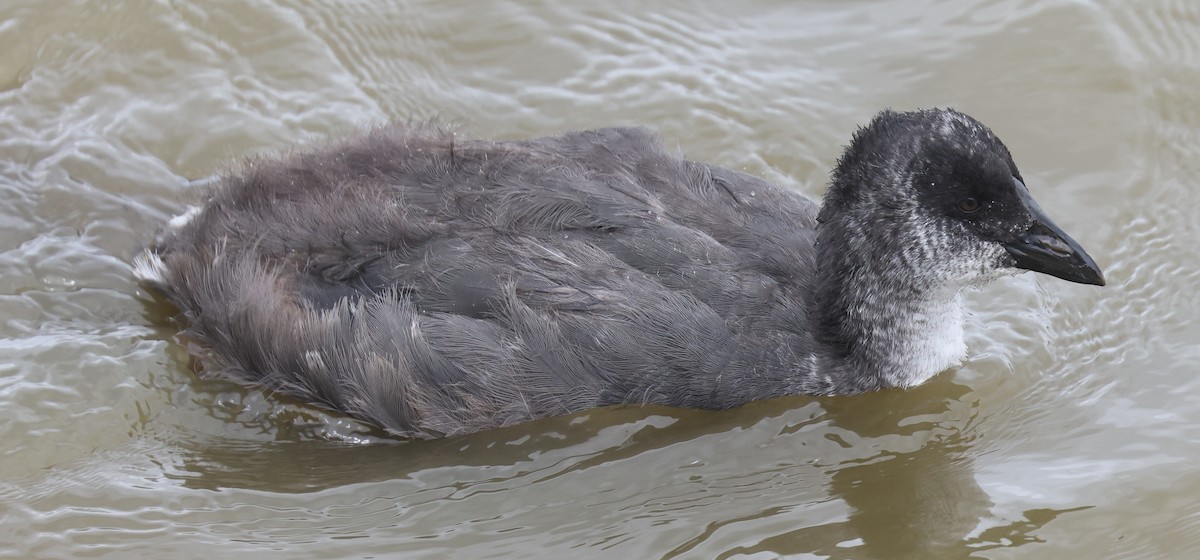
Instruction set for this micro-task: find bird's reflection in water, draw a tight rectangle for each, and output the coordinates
[162,376,1086,558]
[691,379,1091,559]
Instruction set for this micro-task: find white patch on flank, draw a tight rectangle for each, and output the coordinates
[168,206,203,230]
[303,350,326,371]
[132,249,167,285]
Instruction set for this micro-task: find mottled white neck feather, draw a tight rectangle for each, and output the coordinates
[876,292,966,387]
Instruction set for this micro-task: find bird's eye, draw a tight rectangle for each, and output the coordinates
[958,197,980,213]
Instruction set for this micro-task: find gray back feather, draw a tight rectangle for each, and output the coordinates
[148,124,825,438]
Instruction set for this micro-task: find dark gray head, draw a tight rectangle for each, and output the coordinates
[818,108,1104,289]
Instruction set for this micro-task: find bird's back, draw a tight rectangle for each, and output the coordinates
[143,124,823,438]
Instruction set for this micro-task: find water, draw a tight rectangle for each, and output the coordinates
[1,0,1197,558]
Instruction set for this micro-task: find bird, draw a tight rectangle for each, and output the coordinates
[134,108,1105,439]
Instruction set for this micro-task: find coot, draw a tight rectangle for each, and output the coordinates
[135,109,1104,439]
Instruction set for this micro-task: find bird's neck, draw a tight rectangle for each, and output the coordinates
[807,218,968,393]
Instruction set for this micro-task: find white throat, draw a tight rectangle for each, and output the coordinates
[878,292,967,387]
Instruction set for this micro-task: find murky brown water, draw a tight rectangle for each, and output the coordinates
[1,0,1197,558]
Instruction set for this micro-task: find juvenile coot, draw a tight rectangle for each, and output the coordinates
[135,109,1104,439]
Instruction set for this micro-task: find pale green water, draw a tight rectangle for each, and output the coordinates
[1,1,1198,558]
